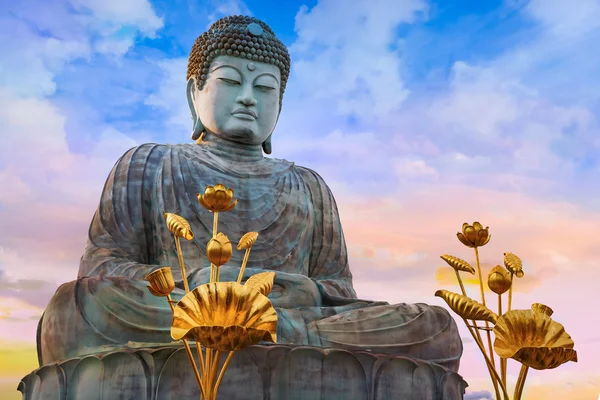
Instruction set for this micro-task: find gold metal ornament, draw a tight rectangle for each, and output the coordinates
[244,271,275,296]
[440,254,476,274]
[237,231,259,250]
[457,221,491,248]
[197,184,238,213]
[488,265,512,295]
[504,252,524,278]
[164,212,195,240]
[531,303,554,317]
[493,309,577,369]
[435,221,578,400]
[171,281,277,350]
[435,290,498,324]
[206,232,233,267]
[145,267,176,297]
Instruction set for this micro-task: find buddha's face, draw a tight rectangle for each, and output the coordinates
[191,55,281,146]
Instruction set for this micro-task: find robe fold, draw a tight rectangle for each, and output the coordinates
[39,143,462,371]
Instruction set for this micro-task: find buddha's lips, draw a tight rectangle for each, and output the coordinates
[232,108,257,119]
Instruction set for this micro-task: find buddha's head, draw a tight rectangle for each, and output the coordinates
[186,16,291,154]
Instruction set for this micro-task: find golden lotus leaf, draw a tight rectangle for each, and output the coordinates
[197,184,238,213]
[440,254,475,274]
[206,232,233,267]
[487,265,512,295]
[457,221,491,248]
[245,271,275,296]
[237,231,259,250]
[493,309,576,370]
[504,252,524,277]
[171,282,277,351]
[532,303,554,317]
[164,213,194,240]
[435,290,498,324]
[145,267,175,297]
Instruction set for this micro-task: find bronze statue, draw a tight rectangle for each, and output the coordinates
[38,16,462,373]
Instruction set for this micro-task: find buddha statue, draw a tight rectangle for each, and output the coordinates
[37,15,462,375]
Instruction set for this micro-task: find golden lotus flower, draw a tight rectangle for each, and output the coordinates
[145,267,176,297]
[532,303,554,317]
[487,265,512,295]
[440,254,475,274]
[171,282,277,351]
[164,213,194,240]
[245,271,275,296]
[504,252,524,277]
[197,184,238,212]
[237,231,259,250]
[457,222,491,248]
[206,232,233,266]
[435,290,498,324]
[493,309,577,370]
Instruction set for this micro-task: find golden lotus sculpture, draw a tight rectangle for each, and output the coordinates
[172,281,277,351]
[435,221,578,400]
[144,184,276,400]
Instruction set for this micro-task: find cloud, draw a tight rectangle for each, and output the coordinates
[464,390,493,400]
[289,0,427,120]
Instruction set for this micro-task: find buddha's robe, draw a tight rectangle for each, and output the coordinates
[38,143,462,371]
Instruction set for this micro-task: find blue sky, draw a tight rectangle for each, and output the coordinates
[1,1,600,399]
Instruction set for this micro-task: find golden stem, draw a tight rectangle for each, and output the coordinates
[497,293,507,387]
[213,352,235,397]
[215,266,220,283]
[195,341,205,376]
[167,295,203,396]
[514,364,530,400]
[204,347,213,398]
[508,273,514,312]
[211,351,222,391]
[463,318,509,400]
[174,235,190,293]
[455,263,497,394]
[210,263,216,284]
[212,212,219,238]
[237,248,252,284]
[474,247,497,379]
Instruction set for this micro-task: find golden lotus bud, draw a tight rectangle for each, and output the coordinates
[532,303,554,317]
[207,232,233,266]
[197,184,238,212]
[493,309,577,369]
[457,221,491,248]
[145,267,175,297]
[440,254,475,274]
[164,213,194,240]
[237,231,259,250]
[487,265,512,295]
[435,290,498,324]
[504,252,524,277]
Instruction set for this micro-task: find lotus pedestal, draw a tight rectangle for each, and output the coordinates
[19,344,468,399]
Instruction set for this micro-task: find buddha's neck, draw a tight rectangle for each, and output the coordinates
[198,132,264,162]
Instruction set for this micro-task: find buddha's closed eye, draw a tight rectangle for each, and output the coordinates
[218,77,241,85]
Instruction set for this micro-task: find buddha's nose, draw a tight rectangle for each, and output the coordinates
[236,84,257,107]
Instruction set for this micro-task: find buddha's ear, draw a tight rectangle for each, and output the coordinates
[186,78,204,141]
[262,134,272,154]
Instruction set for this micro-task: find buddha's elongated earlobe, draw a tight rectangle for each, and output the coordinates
[186,78,204,141]
[262,134,272,154]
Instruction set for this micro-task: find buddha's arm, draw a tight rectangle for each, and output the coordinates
[301,168,358,300]
[78,144,166,279]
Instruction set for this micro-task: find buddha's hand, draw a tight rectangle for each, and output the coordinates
[187,266,322,308]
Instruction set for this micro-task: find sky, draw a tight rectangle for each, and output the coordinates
[1,0,599,399]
